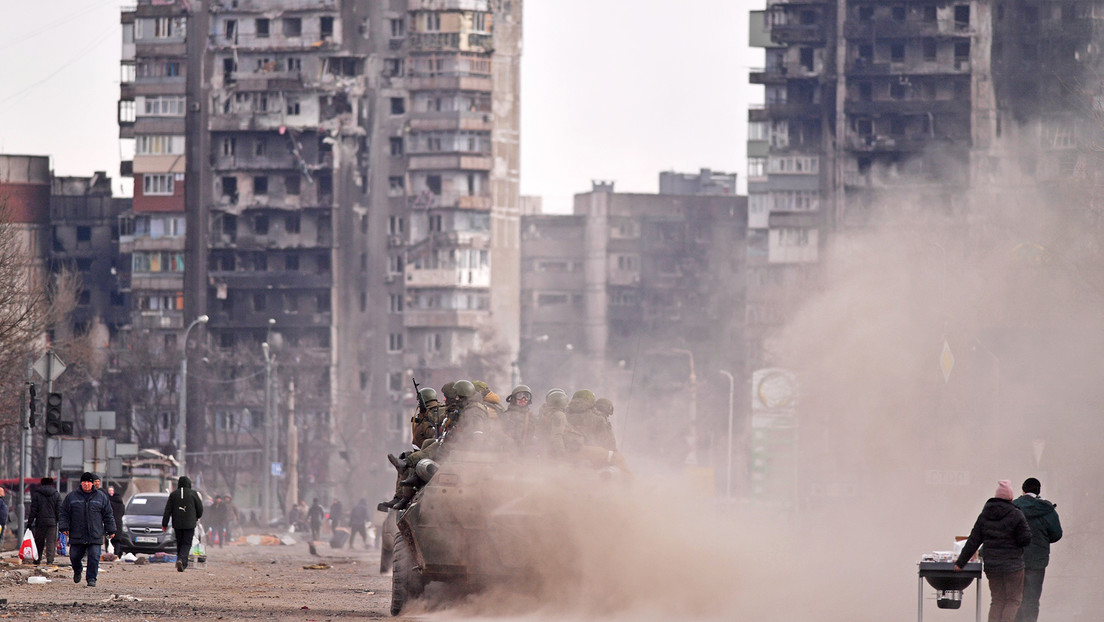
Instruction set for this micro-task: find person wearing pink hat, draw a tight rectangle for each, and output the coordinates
[954,480,1033,622]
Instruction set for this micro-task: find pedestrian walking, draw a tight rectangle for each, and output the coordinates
[208,496,226,547]
[59,472,116,587]
[0,487,9,548]
[26,477,61,565]
[307,498,324,542]
[955,480,1033,622]
[1013,478,1063,622]
[107,486,125,554]
[329,498,343,534]
[348,499,369,549]
[161,476,204,572]
[222,495,239,544]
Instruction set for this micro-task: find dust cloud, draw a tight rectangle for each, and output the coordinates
[408,147,1104,620]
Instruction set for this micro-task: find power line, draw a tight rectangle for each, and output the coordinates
[0,0,117,52]
[0,24,117,112]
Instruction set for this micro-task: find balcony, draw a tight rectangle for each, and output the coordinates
[844,134,934,153]
[771,23,826,44]
[404,266,490,289]
[408,109,492,132]
[405,75,492,93]
[763,101,825,118]
[408,154,493,171]
[208,270,326,289]
[232,71,305,92]
[402,309,484,329]
[844,99,969,116]
[131,311,183,331]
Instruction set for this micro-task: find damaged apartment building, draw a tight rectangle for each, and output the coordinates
[120,0,521,505]
[747,0,1104,372]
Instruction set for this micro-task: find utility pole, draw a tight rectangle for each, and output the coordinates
[262,342,272,526]
[286,380,297,513]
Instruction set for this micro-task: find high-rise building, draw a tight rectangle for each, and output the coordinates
[120,0,521,505]
[746,0,1104,372]
[520,177,746,469]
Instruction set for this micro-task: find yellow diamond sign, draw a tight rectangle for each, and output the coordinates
[940,340,955,383]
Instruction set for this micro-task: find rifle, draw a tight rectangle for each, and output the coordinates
[412,377,427,414]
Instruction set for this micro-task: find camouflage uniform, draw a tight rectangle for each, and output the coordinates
[534,389,581,458]
[565,390,616,450]
[411,398,445,449]
[500,385,534,446]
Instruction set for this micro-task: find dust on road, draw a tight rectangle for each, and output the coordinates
[0,539,399,621]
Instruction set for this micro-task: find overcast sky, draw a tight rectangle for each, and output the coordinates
[0,1,763,213]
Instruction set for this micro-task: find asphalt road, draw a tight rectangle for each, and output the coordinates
[0,537,399,620]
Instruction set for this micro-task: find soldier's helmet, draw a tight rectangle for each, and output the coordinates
[472,380,491,396]
[571,389,596,404]
[454,380,477,399]
[594,398,614,417]
[419,387,438,404]
[546,388,568,409]
[441,382,457,400]
[507,384,532,404]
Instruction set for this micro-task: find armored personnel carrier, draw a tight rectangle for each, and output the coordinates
[388,449,598,615]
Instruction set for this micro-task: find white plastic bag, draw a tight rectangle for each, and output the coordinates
[19,528,38,562]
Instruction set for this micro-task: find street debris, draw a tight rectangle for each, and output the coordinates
[26,576,49,584]
[103,594,142,603]
[302,563,331,570]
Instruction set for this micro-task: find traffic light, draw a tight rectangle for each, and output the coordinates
[27,383,37,428]
[45,392,70,436]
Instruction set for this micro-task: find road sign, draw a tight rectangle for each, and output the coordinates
[32,352,66,382]
[271,462,283,477]
[84,411,116,431]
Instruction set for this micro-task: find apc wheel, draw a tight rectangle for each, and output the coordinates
[390,534,424,616]
[379,511,397,575]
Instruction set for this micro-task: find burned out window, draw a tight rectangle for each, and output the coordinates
[390,97,405,115]
[223,214,237,237]
[221,176,238,202]
[388,176,404,196]
[320,16,334,39]
[286,255,299,271]
[426,175,441,195]
[285,213,300,234]
[890,43,905,63]
[890,82,908,100]
[256,18,270,38]
[799,48,814,71]
[253,176,268,195]
[389,137,404,156]
[254,214,269,234]
[283,17,302,37]
[955,5,970,27]
[317,294,331,313]
[923,39,937,61]
[253,293,266,311]
[857,82,872,101]
[285,175,300,195]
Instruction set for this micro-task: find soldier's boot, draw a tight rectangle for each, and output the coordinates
[387,453,406,471]
[377,496,403,511]
[399,473,422,487]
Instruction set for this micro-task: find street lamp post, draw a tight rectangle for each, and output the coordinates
[261,318,276,525]
[719,369,735,497]
[178,315,209,475]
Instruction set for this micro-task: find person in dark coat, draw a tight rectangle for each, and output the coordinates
[0,487,9,548]
[107,486,125,553]
[347,499,369,549]
[329,498,343,534]
[307,498,324,541]
[1012,478,1063,622]
[955,480,1033,622]
[59,472,116,587]
[27,477,61,564]
[161,476,204,572]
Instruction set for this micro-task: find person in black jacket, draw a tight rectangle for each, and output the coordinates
[1012,478,1063,622]
[59,472,116,587]
[161,476,204,572]
[107,486,126,553]
[0,487,8,548]
[955,480,1033,622]
[26,477,61,565]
